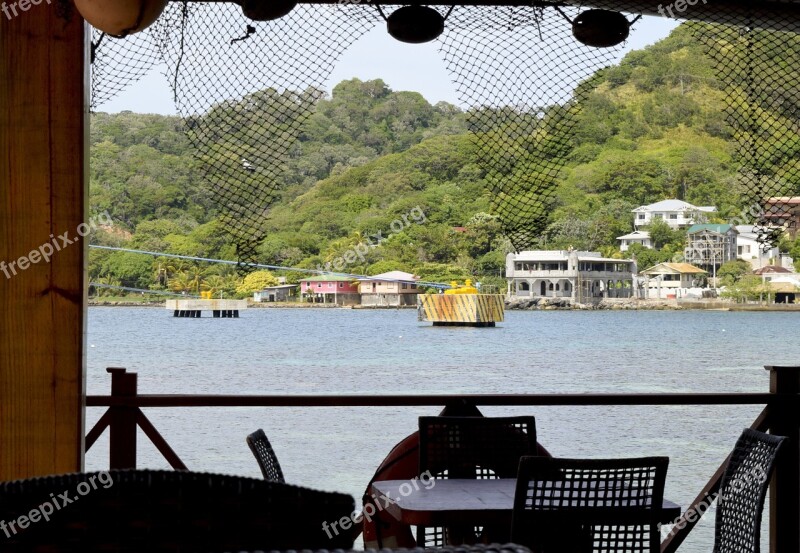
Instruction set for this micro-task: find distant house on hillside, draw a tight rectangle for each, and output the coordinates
[300,276,360,306]
[684,224,738,274]
[753,265,793,279]
[734,225,790,270]
[763,197,800,237]
[506,250,635,302]
[358,271,420,307]
[617,230,653,252]
[639,263,707,299]
[632,200,716,230]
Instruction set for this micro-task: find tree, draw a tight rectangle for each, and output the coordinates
[717,259,752,285]
[646,218,683,250]
[235,270,279,295]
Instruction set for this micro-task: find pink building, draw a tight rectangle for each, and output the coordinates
[300,276,360,306]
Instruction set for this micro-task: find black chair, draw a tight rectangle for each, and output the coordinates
[418,415,538,547]
[247,428,286,482]
[511,456,669,553]
[712,428,786,553]
[0,469,354,552]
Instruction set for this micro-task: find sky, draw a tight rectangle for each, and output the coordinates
[100,14,679,115]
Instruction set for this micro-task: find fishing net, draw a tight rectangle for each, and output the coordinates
[690,13,800,248]
[89,1,800,266]
[90,28,164,110]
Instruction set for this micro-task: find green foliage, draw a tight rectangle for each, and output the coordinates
[646,219,685,250]
[236,270,280,296]
[721,275,771,302]
[717,259,753,285]
[89,24,800,292]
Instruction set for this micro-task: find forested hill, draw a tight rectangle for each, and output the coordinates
[88,23,800,295]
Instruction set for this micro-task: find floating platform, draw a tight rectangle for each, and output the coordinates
[165,299,247,318]
[418,294,505,327]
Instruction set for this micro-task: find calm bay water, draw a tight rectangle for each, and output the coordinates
[86,307,800,551]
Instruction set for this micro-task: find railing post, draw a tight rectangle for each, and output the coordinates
[765,365,800,553]
[108,367,138,469]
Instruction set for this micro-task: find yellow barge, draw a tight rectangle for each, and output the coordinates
[417,280,505,327]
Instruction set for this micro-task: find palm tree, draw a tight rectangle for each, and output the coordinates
[169,272,192,294]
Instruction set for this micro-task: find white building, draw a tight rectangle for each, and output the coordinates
[639,262,707,299]
[506,250,636,302]
[632,199,717,229]
[617,230,653,252]
[735,225,793,270]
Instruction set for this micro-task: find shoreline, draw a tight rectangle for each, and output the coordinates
[505,297,800,312]
[88,298,800,312]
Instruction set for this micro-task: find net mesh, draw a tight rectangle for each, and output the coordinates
[89,1,800,266]
[690,16,800,248]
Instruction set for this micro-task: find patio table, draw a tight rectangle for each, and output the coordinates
[371,478,681,542]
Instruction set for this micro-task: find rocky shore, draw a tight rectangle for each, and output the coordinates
[505,297,682,310]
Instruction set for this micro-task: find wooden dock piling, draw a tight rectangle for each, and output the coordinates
[166,300,247,318]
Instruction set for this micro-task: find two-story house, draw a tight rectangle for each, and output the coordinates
[506,250,636,302]
[684,224,738,276]
[358,271,420,307]
[632,200,717,230]
[300,276,360,306]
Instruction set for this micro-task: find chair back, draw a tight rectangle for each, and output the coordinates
[419,416,537,480]
[247,428,286,482]
[0,469,354,552]
[713,428,786,553]
[512,456,668,553]
[417,415,537,546]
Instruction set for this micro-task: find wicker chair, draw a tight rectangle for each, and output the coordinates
[417,416,538,547]
[0,469,355,553]
[712,428,786,553]
[247,428,286,482]
[511,456,669,553]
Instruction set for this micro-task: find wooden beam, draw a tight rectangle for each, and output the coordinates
[0,2,88,480]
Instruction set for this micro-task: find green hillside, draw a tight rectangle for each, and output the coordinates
[88,23,800,296]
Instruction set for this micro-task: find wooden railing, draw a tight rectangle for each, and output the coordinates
[85,365,800,553]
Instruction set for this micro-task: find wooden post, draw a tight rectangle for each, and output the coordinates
[765,365,800,553]
[108,368,138,469]
[0,2,88,480]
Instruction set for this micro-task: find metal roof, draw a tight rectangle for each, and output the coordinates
[640,262,707,275]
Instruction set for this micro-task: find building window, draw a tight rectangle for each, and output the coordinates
[317,283,322,288]
[653,213,663,219]
[638,214,645,220]
[402,283,408,289]
[328,283,333,288]
[411,284,417,289]
[339,283,344,288]
[515,263,522,270]
[669,214,678,220]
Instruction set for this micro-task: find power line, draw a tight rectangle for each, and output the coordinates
[90,283,200,298]
[88,245,451,289]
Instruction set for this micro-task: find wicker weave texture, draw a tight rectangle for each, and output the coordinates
[512,456,668,553]
[713,429,786,553]
[248,428,287,483]
[263,544,534,553]
[417,416,537,547]
[0,469,354,552]
[419,416,537,480]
